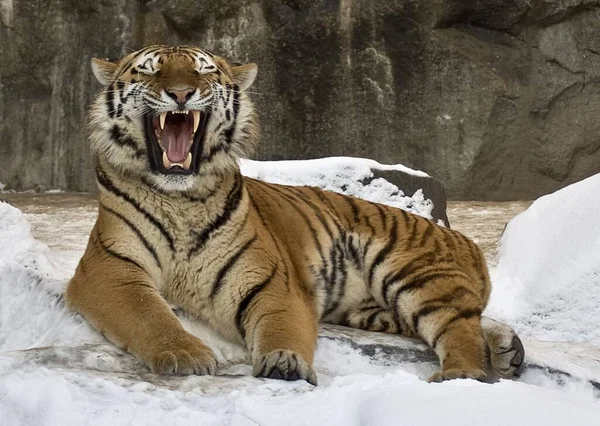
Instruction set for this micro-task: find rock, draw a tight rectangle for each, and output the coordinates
[240,157,450,227]
[1,0,600,199]
[368,169,450,227]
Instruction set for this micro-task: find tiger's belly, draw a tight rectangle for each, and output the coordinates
[309,259,372,324]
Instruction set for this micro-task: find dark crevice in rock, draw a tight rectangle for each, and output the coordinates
[160,12,190,40]
[531,2,600,28]
[546,58,586,75]
[534,80,585,114]
[585,47,600,57]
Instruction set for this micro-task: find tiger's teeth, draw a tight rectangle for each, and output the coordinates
[192,110,200,133]
[182,153,192,170]
[159,112,167,129]
[162,151,171,169]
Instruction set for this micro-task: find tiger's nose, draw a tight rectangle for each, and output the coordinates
[165,87,195,106]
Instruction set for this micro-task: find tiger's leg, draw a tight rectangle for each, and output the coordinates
[481,316,525,378]
[65,236,217,376]
[387,275,487,382]
[237,274,319,385]
[340,299,399,334]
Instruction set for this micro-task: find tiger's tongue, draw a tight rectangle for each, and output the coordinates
[161,120,191,163]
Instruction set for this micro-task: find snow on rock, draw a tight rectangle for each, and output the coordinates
[240,157,435,219]
[487,173,600,345]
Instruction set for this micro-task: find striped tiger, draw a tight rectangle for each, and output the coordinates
[66,45,524,385]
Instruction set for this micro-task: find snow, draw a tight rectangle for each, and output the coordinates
[2,365,596,426]
[240,157,429,180]
[487,172,600,345]
[1,162,600,425]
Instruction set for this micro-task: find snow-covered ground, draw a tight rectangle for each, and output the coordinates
[1,159,600,425]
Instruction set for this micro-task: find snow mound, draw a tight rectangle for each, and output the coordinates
[0,202,100,352]
[487,173,600,345]
[0,200,52,271]
[240,157,434,219]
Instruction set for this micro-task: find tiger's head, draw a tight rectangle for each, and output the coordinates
[89,45,258,192]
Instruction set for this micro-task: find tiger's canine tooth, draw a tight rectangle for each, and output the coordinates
[183,152,192,170]
[159,112,167,129]
[192,110,200,133]
[162,151,171,168]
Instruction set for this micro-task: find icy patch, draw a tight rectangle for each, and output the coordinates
[240,157,434,219]
[487,173,600,345]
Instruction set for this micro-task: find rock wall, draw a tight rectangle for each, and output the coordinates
[1,0,600,199]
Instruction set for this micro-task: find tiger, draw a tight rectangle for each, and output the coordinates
[65,45,524,385]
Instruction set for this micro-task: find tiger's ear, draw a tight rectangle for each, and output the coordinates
[91,58,118,85]
[230,63,257,91]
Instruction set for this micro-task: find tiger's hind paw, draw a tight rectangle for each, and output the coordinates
[481,317,525,378]
[489,333,525,378]
[253,349,317,386]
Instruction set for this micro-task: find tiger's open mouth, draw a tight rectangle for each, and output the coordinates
[143,110,210,175]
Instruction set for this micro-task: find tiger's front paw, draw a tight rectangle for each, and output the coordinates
[253,349,317,386]
[146,333,218,376]
[428,368,486,383]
